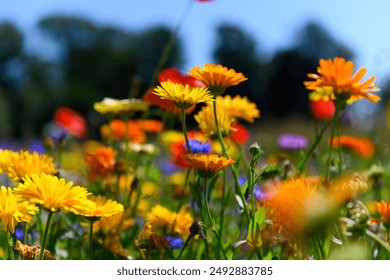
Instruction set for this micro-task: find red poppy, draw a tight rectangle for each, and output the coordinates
[170,140,190,169]
[54,107,87,138]
[158,68,203,87]
[309,99,335,121]
[231,123,250,144]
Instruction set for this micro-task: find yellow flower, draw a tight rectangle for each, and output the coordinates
[0,186,38,233]
[216,95,260,123]
[92,211,134,235]
[194,103,234,139]
[153,80,213,109]
[0,150,58,183]
[93,97,149,116]
[304,57,380,104]
[14,173,94,214]
[188,63,248,95]
[146,204,193,239]
[181,153,235,178]
[81,195,124,220]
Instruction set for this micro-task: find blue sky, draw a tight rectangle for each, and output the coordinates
[1,0,390,83]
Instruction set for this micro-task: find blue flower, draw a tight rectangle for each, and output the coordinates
[184,139,211,154]
[165,236,184,249]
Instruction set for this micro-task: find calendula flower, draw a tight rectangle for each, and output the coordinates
[134,119,163,133]
[146,204,193,239]
[91,211,134,235]
[304,57,380,104]
[81,195,124,220]
[188,63,247,95]
[93,97,149,116]
[264,176,321,238]
[328,173,368,203]
[0,186,38,233]
[85,146,117,182]
[14,173,94,214]
[194,103,234,139]
[0,150,58,183]
[153,80,213,109]
[332,135,375,158]
[216,95,260,123]
[181,153,235,178]
[374,201,390,229]
[15,240,55,260]
[100,119,146,143]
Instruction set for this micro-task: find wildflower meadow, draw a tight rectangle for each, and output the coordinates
[1,1,390,263]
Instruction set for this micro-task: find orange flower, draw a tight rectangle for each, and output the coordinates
[374,201,390,226]
[304,57,380,104]
[85,146,116,182]
[134,119,163,133]
[332,135,374,158]
[264,176,321,238]
[101,119,146,143]
[181,153,235,178]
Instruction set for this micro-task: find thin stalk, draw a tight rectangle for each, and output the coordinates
[39,210,54,260]
[298,120,331,174]
[6,230,15,260]
[203,178,228,260]
[180,108,193,154]
[178,235,192,260]
[324,102,342,182]
[89,220,95,260]
[365,229,390,253]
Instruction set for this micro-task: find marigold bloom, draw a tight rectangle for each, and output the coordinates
[0,186,38,233]
[54,107,87,138]
[91,211,134,235]
[216,95,260,123]
[264,176,321,238]
[81,195,124,220]
[14,173,94,214]
[0,150,58,183]
[85,146,117,182]
[134,119,163,133]
[93,97,149,116]
[146,204,193,239]
[181,153,235,178]
[374,201,390,228]
[188,63,248,95]
[100,119,146,143]
[304,57,380,104]
[153,80,213,109]
[332,135,375,158]
[194,103,234,139]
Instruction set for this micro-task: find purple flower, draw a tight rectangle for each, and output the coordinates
[184,138,211,154]
[277,133,308,150]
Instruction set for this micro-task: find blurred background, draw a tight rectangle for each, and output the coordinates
[1,0,390,142]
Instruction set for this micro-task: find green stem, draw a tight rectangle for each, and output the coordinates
[89,220,95,260]
[324,101,342,182]
[298,120,331,174]
[203,178,228,260]
[180,108,193,154]
[178,235,192,260]
[6,230,15,260]
[212,98,250,223]
[39,210,54,260]
[365,229,390,253]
